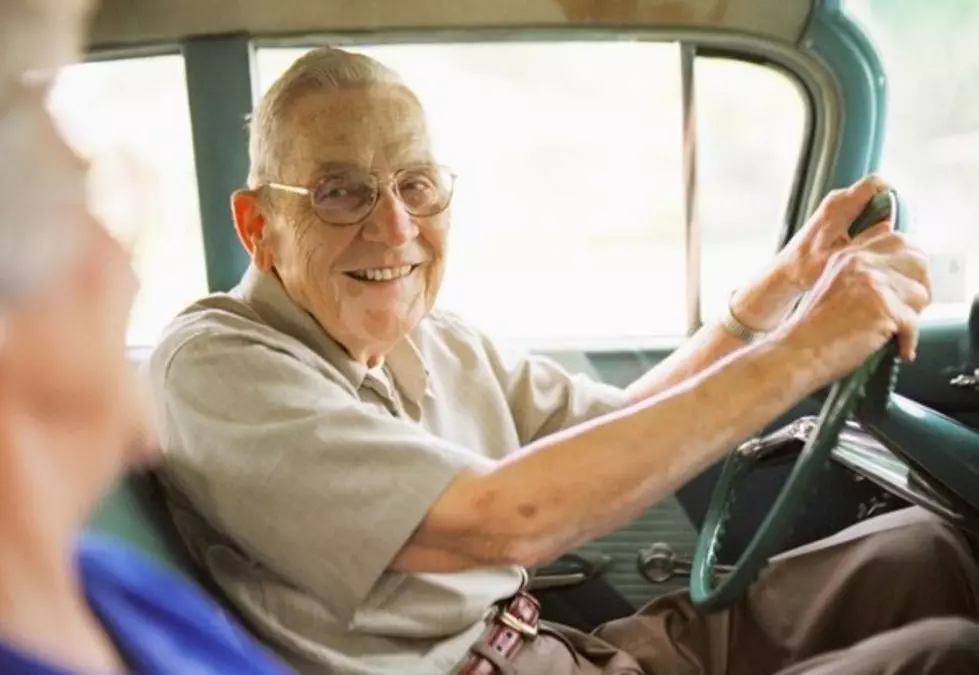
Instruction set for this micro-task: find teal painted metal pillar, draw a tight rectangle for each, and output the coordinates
[183,35,254,292]
[802,0,888,193]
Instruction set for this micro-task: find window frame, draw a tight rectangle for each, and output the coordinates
[255,30,829,351]
[52,44,214,348]
[76,38,256,300]
[85,28,840,352]
[840,0,979,317]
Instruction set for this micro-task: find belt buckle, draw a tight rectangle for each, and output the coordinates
[497,607,538,638]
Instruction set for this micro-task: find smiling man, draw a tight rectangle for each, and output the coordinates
[248,79,446,362]
[150,47,979,674]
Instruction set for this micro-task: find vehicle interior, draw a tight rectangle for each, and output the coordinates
[70,0,979,632]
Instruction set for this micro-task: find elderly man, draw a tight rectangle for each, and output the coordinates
[150,47,979,674]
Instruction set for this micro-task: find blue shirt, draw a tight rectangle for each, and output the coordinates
[0,534,291,674]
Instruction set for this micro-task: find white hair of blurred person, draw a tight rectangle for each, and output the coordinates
[0,0,153,490]
[0,83,83,309]
[0,0,96,86]
[0,0,97,313]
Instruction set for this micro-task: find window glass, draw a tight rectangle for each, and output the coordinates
[257,44,807,347]
[697,57,807,321]
[846,0,979,318]
[48,54,208,346]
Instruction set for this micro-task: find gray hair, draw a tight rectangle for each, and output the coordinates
[0,0,94,87]
[247,47,405,188]
[0,0,94,303]
[0,85,79,300]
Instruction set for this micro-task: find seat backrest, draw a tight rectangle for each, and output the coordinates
[86,471,197,577]
[87,471,267,638]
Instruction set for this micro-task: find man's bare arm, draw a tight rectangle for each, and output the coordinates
[392,334,810,571]
[391,230,929,573]
[624,177,893,405]
[624,264,800,404]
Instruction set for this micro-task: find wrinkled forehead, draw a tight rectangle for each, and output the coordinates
[276,85,433,182]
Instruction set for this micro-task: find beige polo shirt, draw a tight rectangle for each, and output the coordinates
[149,266,629,674]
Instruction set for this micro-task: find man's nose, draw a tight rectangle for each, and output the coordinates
[362,187,419,245]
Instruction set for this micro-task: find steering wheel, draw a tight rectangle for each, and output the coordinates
[689,190,904,611]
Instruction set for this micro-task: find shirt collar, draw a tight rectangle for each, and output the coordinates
[233,265,430,405]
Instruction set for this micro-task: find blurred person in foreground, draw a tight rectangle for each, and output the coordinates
[0,1,291,673]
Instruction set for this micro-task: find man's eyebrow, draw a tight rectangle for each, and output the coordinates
[311,161,364,176]
[310,157,436,177]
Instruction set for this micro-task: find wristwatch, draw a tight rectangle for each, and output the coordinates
[719,291,767,344]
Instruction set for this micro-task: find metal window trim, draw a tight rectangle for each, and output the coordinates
[251,27,836,227]
[680,43,702,336]
[800,1,887,192]
[251,28,834,216]
[80,43,182,63]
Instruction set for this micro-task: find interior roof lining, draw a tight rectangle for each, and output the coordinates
[87,0,814,50]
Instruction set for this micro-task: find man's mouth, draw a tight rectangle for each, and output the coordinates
[344,264,420,282]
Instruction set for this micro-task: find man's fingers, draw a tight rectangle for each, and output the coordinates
[846,174,889,199]
[878,283,921,361]
[868,263,928,361]
[868,246,932,305]
[895,304,920,362]
[850,219,892,245]
[822,175,890,235]
[887,266,931,314]
[850,233,931,297]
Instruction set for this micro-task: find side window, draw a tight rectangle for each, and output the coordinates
[696,57,807,321]
[257,44,807,348]
[846,1,979,318]
[48,55,208,347]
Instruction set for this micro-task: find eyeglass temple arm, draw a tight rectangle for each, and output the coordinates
[265,182,309,196]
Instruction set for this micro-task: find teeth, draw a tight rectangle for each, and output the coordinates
[350,265,414,282]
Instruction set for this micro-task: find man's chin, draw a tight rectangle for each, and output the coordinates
[336,309,427,360]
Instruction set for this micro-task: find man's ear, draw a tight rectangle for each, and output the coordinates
[230,189,274,272]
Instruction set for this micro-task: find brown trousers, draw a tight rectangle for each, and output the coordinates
[511,508,979,674]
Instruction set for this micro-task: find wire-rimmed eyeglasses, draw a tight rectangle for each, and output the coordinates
[265,163,456,226]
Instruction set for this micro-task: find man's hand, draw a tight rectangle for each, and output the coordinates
[780,229,932,384]
[775,175,894,293]
[628,176,900,403]
[731,175,894,332]
[406,199,930,571]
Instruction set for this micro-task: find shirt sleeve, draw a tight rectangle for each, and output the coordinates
[152,327,495,623]
[464,320,632,446]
